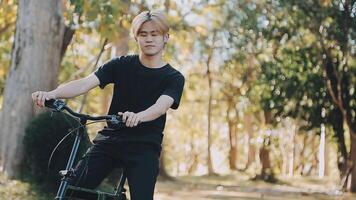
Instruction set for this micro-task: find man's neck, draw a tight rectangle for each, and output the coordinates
[139,53,166,69]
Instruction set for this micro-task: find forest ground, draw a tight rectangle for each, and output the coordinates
[1,172,355,200]
[154,173,355,200]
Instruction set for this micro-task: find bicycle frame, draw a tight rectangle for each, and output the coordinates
[45,99,127,200]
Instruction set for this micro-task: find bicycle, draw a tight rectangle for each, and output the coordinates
[45,99,128,200]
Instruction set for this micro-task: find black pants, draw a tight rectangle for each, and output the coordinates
[69,141,161,200]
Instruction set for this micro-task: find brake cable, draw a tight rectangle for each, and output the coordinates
[47,120,106,172]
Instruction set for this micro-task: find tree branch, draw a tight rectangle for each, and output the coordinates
[77,38,108,113]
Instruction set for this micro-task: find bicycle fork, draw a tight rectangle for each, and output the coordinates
[55,118,87,200]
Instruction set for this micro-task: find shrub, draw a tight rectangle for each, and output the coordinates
[21,111,91,191]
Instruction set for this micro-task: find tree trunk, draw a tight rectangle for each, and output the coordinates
[350,132,356,192]
[259,141,271,178]
[288,124,296,177]
[228,121,237,170]
[311,133,319,176]
[207,67,214,175]
[319,123,326,178]
[206,36,216,175]
[60,26,75,60]
[296,133,308,175]
[244,114,256,170]
[258,110,274,181]
[0,0,65,177]
[226,101,238,170]
[330,107,348,177]
[188,152,199,175]
[325,137,330,176]
[323,47,356,191]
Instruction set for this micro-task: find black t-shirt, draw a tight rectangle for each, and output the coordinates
[92,55,185,147]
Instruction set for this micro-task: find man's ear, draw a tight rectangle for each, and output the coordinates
[163,33,169,43]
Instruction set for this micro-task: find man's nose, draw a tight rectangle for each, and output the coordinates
[145,35,153,42]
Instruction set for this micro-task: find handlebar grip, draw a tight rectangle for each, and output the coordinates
[45,99,66,111]
[44,99,56,108]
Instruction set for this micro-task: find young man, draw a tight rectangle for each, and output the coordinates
[31,10,185,200]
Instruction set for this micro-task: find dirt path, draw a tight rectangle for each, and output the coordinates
[154,178,356,200]
[1,172,355,200]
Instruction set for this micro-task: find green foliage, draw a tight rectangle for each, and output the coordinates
[65,0,132,41]
[256,0,355,131]
[258,46,331,130]
[21,111,91,191]
[0,0,17,102]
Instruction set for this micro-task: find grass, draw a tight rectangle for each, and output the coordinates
[0,173,52,200]
[0,171,124,200]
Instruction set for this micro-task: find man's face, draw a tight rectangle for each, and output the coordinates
[136,21,167,56]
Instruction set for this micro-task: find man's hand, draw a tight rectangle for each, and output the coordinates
[31,91,56,107]
[118,111,142,127]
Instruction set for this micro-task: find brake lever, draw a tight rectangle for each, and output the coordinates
[53,100,66,112]
[109,115,126,129]
[109,115,123,124]
[45,99,66,112]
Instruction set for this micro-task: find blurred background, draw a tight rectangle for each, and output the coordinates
[0,0,355,199]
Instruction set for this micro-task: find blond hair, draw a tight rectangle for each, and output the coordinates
[131,10,169,38]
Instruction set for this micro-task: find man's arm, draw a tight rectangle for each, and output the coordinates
[51,73,100,99]
[138,95,174,122]
[119,95,174,127]
[32,73,100,107]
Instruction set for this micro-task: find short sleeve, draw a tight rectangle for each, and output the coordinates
[94,57,124,89]
[162,73,185,109]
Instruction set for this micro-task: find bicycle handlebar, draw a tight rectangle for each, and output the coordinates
[44,99,123,125]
